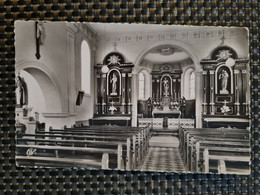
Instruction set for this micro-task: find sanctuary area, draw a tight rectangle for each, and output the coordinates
[15,22,250,174]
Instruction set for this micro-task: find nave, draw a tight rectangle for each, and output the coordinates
[14,22,250,174]
[141,135,186,172]
[16,124,250,174]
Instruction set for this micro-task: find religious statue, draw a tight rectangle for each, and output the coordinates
[162,78,169,96]
[110,73,118,95]
[16,76,26,107]
[219,69,229,94]
[36,21,44,45]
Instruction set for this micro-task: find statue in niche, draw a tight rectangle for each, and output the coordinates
[110,73,118,95]
[219,69,229,94]
[162,78,169,97]
[16,76,27,107]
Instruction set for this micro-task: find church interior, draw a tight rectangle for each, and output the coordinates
[15,21,250,174]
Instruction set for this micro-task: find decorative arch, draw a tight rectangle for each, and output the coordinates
[15,60,64,113]
[103,51,127,66]
[210,45,238,61]
[134,40,200,71]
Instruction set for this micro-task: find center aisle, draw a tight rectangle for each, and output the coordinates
[140,136,186,172]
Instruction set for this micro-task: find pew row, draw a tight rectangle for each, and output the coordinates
[179,127,250,174]
[17,125,151,170]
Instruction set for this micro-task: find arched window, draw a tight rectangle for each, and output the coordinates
[139,72,145,100]
[81,40,91,94]
[189,71,195,99]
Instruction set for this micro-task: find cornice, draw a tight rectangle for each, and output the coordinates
[98,28,247,45]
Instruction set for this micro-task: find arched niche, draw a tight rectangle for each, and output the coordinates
[107,68,122,96]
[215,64,233,95]
[16,60,64,114]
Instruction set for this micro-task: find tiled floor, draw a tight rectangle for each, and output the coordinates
[141,135,186,172]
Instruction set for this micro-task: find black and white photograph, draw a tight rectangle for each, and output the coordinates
[15,21,250,174]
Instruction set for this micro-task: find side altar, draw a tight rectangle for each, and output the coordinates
[91,51,134,126]
[200,45,250,129]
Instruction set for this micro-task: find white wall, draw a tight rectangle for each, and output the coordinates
[15,22,97,129]
[15,22,249,129]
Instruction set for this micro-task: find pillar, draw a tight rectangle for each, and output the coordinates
[96,74,101,114]
[172,78,177,101]
[131,73,137,127]
[242,69,249,115]
[209,70,215,115]
[195,69,203,128]
[234,70,240,115]
[101,73,107,114]
[121,73,126,114]
[202,71,208,115]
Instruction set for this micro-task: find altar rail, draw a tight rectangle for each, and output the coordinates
[138,118,194,129]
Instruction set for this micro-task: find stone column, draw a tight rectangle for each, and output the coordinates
[121,73,126,114]
[202,71,208,115]
[156,78,160,101]
[195,69,203,128]
[152,78,156,99]
[177,78,181,101]
[242,69,249,115]
[101,73,107,114]
[96,74,101,114]
[131,73,137,126]
[209,70,215,115]
[127,73,132,115]
[172,79,177,101]
[234,70,240,115]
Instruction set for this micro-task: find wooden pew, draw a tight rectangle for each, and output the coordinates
[202,147,250,174]
[18,134,128,169]
[179,127,250,174]
[18,125,151,170]
[50,125,151,169]
[16,154,109,169]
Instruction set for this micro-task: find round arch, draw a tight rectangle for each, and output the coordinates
[16,60,64,113]
[134,40,201,71]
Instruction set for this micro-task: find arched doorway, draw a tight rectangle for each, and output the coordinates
[134,42,202,128]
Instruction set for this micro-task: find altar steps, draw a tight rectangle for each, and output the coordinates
[151,128,179,137]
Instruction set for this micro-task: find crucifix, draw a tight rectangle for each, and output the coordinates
[113,42,118,51]
[35,21,43,59]
[220,30,226,45]
[109,101,117,114]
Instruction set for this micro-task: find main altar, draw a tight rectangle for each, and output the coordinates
[138,64,188,119]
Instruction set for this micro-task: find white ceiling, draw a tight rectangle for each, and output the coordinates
[141,45,190,64]
[142,52,190,64]
[87,22,221,36]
